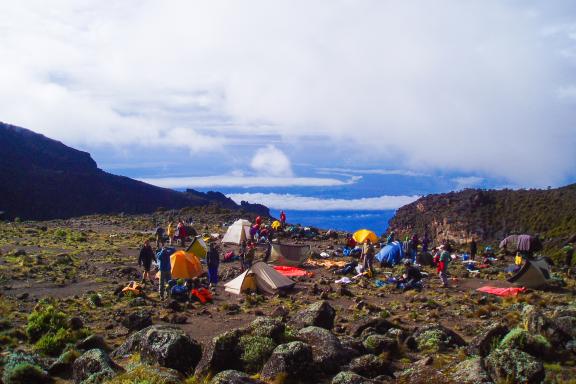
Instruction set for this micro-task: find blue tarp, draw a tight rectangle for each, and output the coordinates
[375,241,404,265]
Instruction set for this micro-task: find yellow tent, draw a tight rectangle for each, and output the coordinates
[271,220,282,230]
[170,250,203,279]
[353,229,378,244]
[186,236,208,258]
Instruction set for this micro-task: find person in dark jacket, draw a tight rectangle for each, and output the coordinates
[396,259,422,291]
[206,242,220,289]
[156,247,174,300]
[138,240,156,284]
[470,239,477,260]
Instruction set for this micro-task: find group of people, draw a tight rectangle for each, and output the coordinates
[154,219,192,248]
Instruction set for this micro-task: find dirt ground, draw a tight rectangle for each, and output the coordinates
[1,210,575,382]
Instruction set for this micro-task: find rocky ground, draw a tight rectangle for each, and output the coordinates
[0,207,575,384]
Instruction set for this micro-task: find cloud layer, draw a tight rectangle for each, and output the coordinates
[1,1,575,186]
[227,193,419,211]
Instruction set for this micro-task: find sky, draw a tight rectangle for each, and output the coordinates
[1,0,575,212]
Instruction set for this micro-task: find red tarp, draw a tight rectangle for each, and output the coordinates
[476,286,526,297]
[273,266,309,277]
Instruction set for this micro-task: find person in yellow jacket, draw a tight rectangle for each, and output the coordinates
[167,222,174,246]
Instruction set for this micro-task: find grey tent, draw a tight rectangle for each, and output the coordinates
[224,261,296,295]
[269,243,311,266]
[507,258,552,289]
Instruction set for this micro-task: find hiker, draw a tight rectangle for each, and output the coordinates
[346,234,357,249]
[156,247,173,300]
[563,243,574,269]
[410,234,419,261]
[177,220,187,247]
[206,242,220,289]
[437,245,451,287]
[239,240,247,272]
[170,279,189,302]
[470,238,477,260]
[264,240,272,262]
[280,210,286,228]
[386,231,395,245]
[422,233,430,254]
[396,259,423,292]
[244,241,256,269]
[138,239,156,284]
[362,239,375,277]
[402,236,412,257]
[155,225,165,249]
[167,221,174,246]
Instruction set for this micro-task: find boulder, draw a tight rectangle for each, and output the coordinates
[554,316,576,340]
[290,300,336,330]
[339,335,366,358]
[362,335,398,355]
[194,329,246,378]
[210,370,266,384]
[348,354,391,378]
[395,366,449,384]
[69,317,84,330]
[121,310,152,332]
[248,317,285,342]
[238,335,277,373]
[413,324,466,352]
[467,323,508,357]
[522,305,569,349]
[2,352,51,384]
[76,335,110,352]
[450,356,493,384]
[297,326,349,374]
[48,349,80,377]
[73,349,123,384]
[112,325,201,375]
[331,371,374,384]
[260,341,313,382]
[499,328,551,359]
[484,348,544,384]
[350,318,397,338]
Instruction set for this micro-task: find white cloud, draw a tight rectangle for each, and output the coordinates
[139,175,361,188]
[0,1,575,186]
[317,168,428,177]
[226,193,419,211]
[251,145,293,177]
[452,176,485,189]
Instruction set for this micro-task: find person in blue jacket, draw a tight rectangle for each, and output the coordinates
[156,247,174,300]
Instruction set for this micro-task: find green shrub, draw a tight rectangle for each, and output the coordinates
[26,305,67,342]
[34,327,73,356]
[2,352,50,384]
[239,335,276,373]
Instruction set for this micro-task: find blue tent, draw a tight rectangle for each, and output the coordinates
[375,241,404,265]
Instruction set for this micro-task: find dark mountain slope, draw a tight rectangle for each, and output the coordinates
[0,122,268,220]
[388,185,576,244]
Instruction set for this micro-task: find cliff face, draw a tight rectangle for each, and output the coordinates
[388,185,576,244]
[0,122,269,220]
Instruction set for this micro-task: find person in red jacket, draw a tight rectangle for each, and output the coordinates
[280,210,286,228]
[177,220,187,247]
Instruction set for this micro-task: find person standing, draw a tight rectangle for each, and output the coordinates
[470,238,477,261]
[386,231,395,245]
[422,233,430,254]
[264,240,272,262]
[206,242,220,289]
[155,225,165,249]
[362,239,375,277]
[244,241,255,269]
[138,240,156,284]
[177,220,187,247]
[437,245,451,287]
[280,210,286,228]
[563,243,574,269]
[239,240,247,272]
[167,222,174,246]
[156,247,172,300]
[410,234,419,262]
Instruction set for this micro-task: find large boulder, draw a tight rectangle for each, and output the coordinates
[210,370,266,384]
[238,335,277,373]
[339,335,366,358]
[450,357,493,384]
[194,329,245,378]
[413,324,466,352]
[331,371,375,384]
[290,301,336,330]
[467,323,509,357]
[484,348,544,384]
[248,317,285,343]
[350,318,397,338]
[348,354,391,378]
[76,335,110,352]
[73,349,123,384]
[48,349,80,377]
[297,326,349,374]
[2,352,51,384]
[499,328,551,359]
[260,341,313,382]
[522,305,570,349]
[553,316,576,341]
[112,325,201,375]
[362,335,398,355]
[121,310,152,332]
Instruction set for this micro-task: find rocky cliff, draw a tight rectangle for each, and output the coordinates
[0,122,269,220]
[388,185,576,245]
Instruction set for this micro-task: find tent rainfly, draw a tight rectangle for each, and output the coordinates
[375,241,404,265]
[169,251,203,280]
[224,261,295,295]
[186,236,208,258]
[269,243,311,266]
[507,258,552,289]
[222,219,253,245]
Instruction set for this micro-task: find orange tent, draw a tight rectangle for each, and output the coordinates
[170,250,203,279]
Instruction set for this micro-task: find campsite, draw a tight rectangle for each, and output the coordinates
[0,205,575,384]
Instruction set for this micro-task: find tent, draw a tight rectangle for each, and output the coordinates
[353,229,378,244]
[186,236,208,258]
[271,220,282,230]
[170,250,203,280]
[269,243,310,266]
[507,258,552,289]
[499,234,543,253]
[224,261,295,295]
[222,219,253,245]
[375,241,404,265]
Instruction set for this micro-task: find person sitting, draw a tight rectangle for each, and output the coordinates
[189,279,213,304]
[170,279,189,302]
[396,259,423,292]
